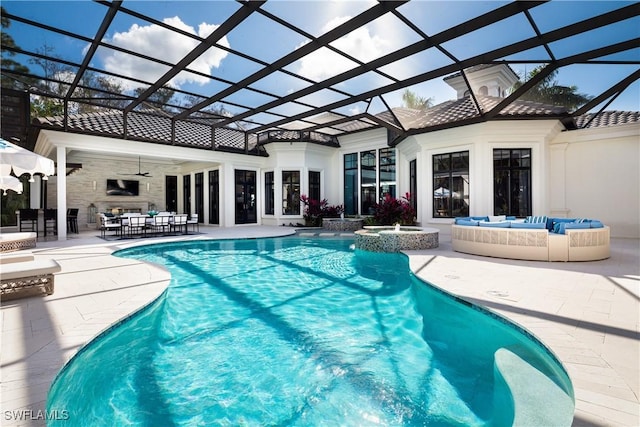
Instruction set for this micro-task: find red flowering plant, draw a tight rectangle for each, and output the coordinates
[300,195,344,227]
[373,192,416,225]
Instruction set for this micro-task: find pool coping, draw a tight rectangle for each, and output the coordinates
[1,226,638,426]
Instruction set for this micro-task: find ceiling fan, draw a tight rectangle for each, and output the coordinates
[119,157,152,177]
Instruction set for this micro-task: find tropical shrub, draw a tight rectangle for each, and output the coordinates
[373,193,416,225]
[300,195,344,227]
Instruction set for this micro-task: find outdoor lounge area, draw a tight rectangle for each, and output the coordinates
[452,215,611,261]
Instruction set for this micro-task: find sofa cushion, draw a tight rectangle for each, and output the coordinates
[550,218,577,232]
[590,220,604,229]
[456,219,479,226]
[454,217,472,224]
[510,221,546,229]
[488,215,506,222]
[479,221,511,228]
[525,215,547,224]
[470,216,490,222]
[555,221,591,234]
[564,222,591,232]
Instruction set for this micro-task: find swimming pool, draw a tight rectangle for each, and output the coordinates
[47,236,573,426]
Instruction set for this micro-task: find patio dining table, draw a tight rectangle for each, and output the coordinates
[102,213,190,239]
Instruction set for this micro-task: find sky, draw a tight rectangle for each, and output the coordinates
[3,0,639,121]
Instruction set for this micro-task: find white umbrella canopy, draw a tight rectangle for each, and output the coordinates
[0,138,55,182]
[0,175,24,195]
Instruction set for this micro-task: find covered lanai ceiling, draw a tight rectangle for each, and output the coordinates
[1,1,639,154]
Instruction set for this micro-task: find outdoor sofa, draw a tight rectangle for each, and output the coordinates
[0,252,60,297]
[451,215,610,261]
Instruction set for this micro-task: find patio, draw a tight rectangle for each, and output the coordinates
[0,226,637,426]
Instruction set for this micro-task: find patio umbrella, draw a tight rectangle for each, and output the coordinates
[0,138,55,182]
[0,175,23,196]
[434,186,450,198]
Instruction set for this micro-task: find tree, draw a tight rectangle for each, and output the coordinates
[1,6,31,89]
[511,66,592,110]
[401,89,433,110]
[133,85,177,112]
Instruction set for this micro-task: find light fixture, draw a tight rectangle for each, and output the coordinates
[146,182,150,192]
[92,180,97,191]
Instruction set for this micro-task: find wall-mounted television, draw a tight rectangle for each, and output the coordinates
[106,179,139,196]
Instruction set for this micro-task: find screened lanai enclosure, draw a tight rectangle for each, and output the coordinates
[1,1,638,150]
[0,1,638,234]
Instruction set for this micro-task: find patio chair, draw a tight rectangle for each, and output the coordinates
[147,214,171,236]
[187,213,199,233]
[43,209,57,236]
[18,209,39,235]
[67,208,79,233]
[99,214,121,239]
[170,214,188,235]
[123,215,146,238]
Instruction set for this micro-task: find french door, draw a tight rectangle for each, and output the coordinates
[235,169,257,224]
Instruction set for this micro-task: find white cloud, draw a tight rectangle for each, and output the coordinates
[100,16,229,90]
[295,16,391,82]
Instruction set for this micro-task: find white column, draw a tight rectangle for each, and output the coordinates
[202,171,210,225]
[56,146,67,240]
[549,143,570,217]
[29,176,41,208]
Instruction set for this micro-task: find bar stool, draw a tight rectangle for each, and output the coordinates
[18,209,39,235]
[44,209,57,236]
[67,208,79,233]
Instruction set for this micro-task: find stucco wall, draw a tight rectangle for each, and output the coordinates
[553,124,640,238]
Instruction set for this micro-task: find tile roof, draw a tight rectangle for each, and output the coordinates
[360,95,569,134]
[32,99,638,151]
[34,109,264,155]
[574,111,640,129]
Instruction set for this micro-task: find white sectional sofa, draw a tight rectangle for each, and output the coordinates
[451,216,610,262]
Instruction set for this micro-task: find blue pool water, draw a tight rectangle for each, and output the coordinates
[47,237,572,426]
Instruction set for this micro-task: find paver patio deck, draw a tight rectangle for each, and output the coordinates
[1,226,638,426]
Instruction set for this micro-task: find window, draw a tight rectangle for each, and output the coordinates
[360,150,377,215]
[379,147,396,200]
[493,149,531,217]
[264,171,274,215]
[344,149,397,216]
[309,171,321,202]
[344,153,358,215]
[433,151,469,218]
[282,170,300,215]
[409,159,417,214]
[209,170,219,224]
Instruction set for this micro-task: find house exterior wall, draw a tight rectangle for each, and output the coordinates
[33,119,640,238]
[552,123,640,238]
[259,142,335,226]
[405,121,560,228]
[399,120,638,238]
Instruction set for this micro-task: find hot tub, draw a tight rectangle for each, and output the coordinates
[355,226,439,252]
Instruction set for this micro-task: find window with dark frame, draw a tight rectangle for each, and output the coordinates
[360,150,376,215]
[493,148,532,217]
[409,159,417,214]
[344,153,358,216]
[433,151,469,218]
[264,171,274,215]
[378,147,396,200]
[282,170,300,215]
[309,171,321,202]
